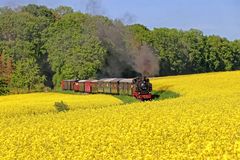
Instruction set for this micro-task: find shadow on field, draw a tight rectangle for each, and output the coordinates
[151,90,180,101]
[114,90,180,104]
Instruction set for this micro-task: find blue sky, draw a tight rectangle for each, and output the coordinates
[1,0,239,40]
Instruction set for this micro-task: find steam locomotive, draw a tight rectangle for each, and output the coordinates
[61,77,153,100]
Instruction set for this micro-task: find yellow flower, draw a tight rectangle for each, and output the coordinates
[1,71,240,159]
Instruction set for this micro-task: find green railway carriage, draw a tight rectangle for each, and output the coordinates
[91,80,99,93]
[110,78,123,94]
[98,79,107,93]
[119,79,134,96]
[102,78,116,94]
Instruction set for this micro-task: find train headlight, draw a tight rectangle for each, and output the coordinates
[140,81,147,91]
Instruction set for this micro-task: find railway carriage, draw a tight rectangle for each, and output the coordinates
[110,78,123,94]
[61,80,76,90]
[97,79,107,93]
[102,78,115,94]
[78,80,87,92]
[91,80,99,93]
[119,79,133,96]
[85,80,91,93]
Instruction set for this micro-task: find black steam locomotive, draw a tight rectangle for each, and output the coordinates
[61,77,153,100]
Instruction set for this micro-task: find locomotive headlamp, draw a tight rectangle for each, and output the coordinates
[140,81,147,90]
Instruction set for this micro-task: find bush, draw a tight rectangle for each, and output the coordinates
[54,101,70,112]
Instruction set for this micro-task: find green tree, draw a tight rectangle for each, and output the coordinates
[0,7,13,14]
[204,36,233,71]
[220,39,234,71]
[0,78,9,95]
[55,6,73,16]
[128,24,151,45]
[149,28,188,75]
[0,6,55,88]
[11,59,45,92]
[231,40,240,70]
[44,13,107,87]
[21,4,55,22]
[0,9,50,60]
[182,29,206,73]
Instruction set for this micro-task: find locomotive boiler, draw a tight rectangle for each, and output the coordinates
[61,77,153,100]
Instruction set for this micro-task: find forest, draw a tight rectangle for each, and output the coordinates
[0,4,240,93]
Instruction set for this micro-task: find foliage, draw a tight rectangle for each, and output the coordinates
[139,28,240,76]
[54,101,69,112]
[128,24,151,44]
[0,78,9,95]
[21,4,55,22]
[0,54,13,83]
[44,13,107,87]
[0,4,54,90]
[55,6,73,16]
[11,59,45,92]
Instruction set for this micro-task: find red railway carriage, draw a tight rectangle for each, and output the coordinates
[73,80,99,93]
[85,80,99,93]
[85,80,91,93]
[74,80,87,92]
[73,81,80,91]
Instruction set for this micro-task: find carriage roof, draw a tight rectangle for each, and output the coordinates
[78,80,87,83]
[90,80,99,83]
[119,79,134,83]
[110,78,124,82]
[63,79,77,82]
[102,78,117,82]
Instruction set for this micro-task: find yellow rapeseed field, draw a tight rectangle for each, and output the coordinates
[1,71,240,159]
[0,93,122,117]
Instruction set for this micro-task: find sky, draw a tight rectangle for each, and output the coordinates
[1,0,239,40]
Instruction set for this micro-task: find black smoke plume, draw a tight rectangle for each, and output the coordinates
[93,19,159,78]
[85,0,105,15]
[84,1,159,78]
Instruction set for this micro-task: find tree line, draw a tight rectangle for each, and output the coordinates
[0,4,240,94]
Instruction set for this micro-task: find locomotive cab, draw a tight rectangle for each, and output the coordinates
[134,77,152,94]
[132,77,153,100]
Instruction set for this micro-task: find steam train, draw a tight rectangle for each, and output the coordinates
[61,77,153,100]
